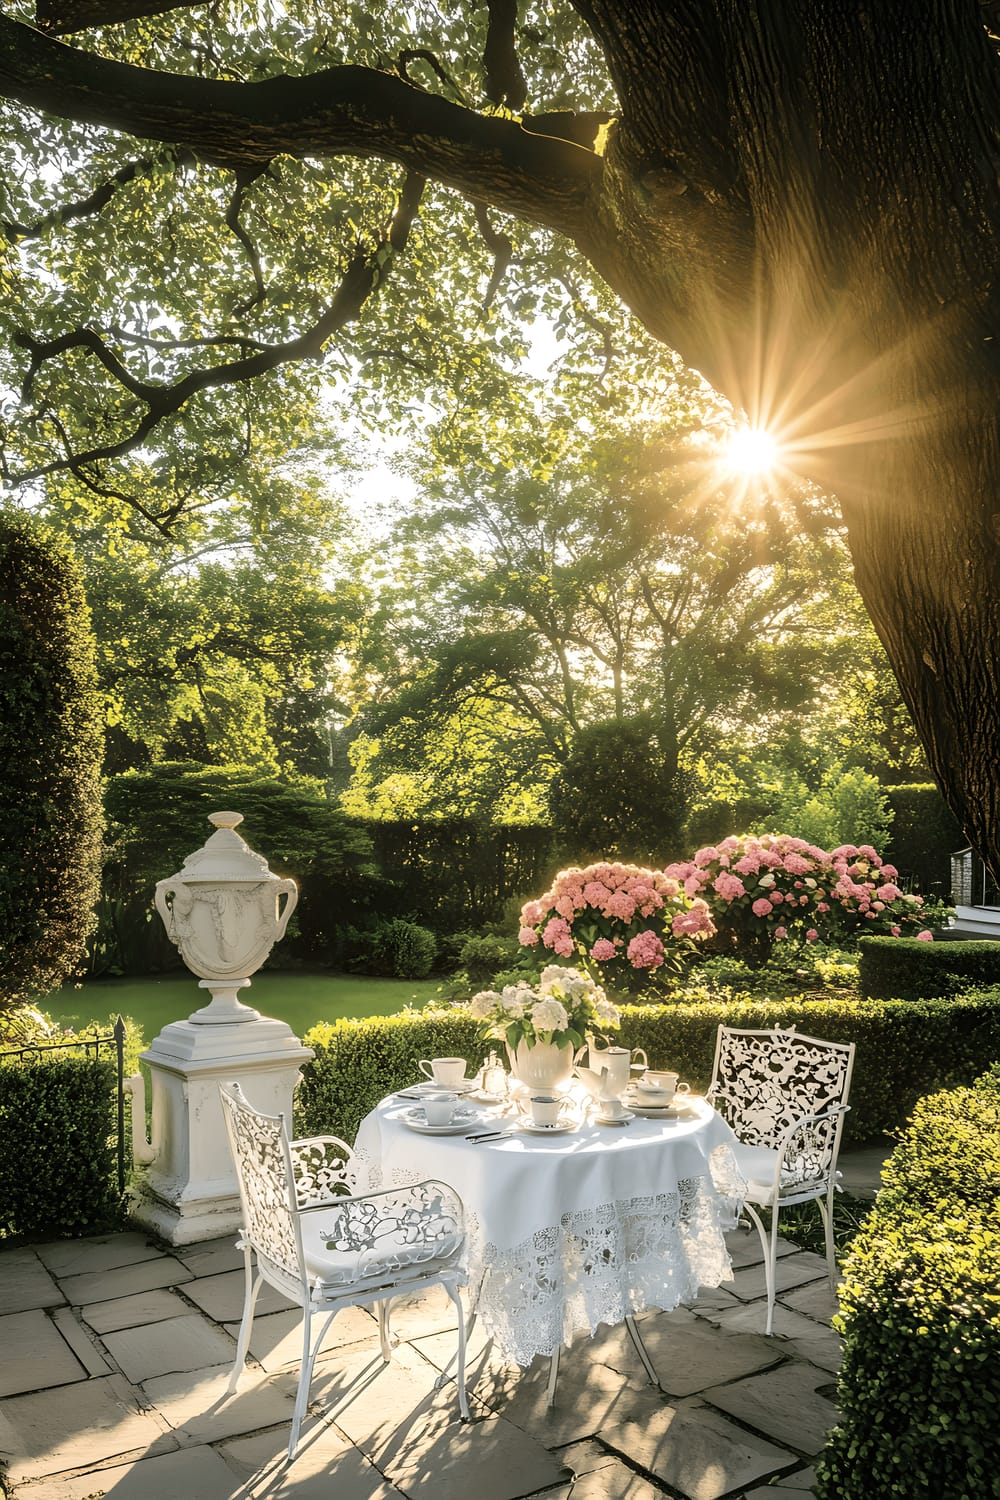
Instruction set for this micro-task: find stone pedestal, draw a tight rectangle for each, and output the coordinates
[129,1005,313,1246]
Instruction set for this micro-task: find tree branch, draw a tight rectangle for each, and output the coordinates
[474,204,515,311]
[35,0,188,36]
[3,147,191,242]
[0,17,600,236]
[7,170,426,489]
[484,0,528,110]
[225,171,267,316]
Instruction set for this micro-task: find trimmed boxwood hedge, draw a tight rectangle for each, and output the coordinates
[298,990,1000,1148]
[860,934,1000,1001]
[816,1070,1000,1500]
[0,1054,121,1239]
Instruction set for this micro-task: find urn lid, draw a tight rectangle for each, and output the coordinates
[164,812,281,884]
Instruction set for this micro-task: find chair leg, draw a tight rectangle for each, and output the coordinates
[545,1343,561,1408]
[442,1280,470,1421]
[226,1243,264,1395]
[287,1300,342,1460]
[744,1203,779,1335]
[377,1299,393,1362]
[624,1314,662,1389]
[818,1186,838,1289]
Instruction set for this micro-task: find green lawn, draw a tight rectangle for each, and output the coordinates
[44,970,445,1043]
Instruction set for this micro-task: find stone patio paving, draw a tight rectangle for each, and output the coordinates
[0,1151,887,1500]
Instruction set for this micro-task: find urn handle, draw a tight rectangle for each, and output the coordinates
[273,878,299,940]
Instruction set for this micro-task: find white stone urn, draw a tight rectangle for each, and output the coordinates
[506,1038,576,1091]
[154,810,298,1024]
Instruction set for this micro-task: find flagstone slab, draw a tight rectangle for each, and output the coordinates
[181,1267,296,1322]
[779,1280,840,1324]
[0,1372,174,1483]
[317,1343,567,1500]
[0,1248,65,1315]
[427,1328,638,1448]
[701,1362,839,1456]
[35,1231,165,1280]
[102,1312,236,1383]
[17,1444,241,1500]
[81,1286,191,1335]
[58,1255,193,1308]
[724,1229,799,1269]
[172,1236,246,1279]
[50,1306,113,1377]
[614,1306,783,1397]
[141,1364,299,1445]
[600,1390,794,1500]
[221,1304,378,1374]
[0,1309,86,1397]
[546,1437,668,1498]
[376,1281,461,1340]
[727,1252,830,1304]
[710,1301,842,1373]
[220,1424,408,1498]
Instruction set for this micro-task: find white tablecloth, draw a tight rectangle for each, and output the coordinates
[353,1093,743,1365]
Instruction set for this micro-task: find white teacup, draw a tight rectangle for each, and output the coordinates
[638,1071,691,1104]
[596,1097,628,1122]
[519,1093,571,1128]
[422,1091,458,1126]
[419,1057,468,1087]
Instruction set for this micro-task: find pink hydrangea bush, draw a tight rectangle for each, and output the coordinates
[666,834,931,966]
[518,860,715,985]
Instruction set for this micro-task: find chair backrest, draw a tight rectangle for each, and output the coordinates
[220,1082,303,1282]
[710,1024,856,1151]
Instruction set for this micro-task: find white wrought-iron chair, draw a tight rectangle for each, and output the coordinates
[219,1082,469,1458]
[708,1024,856,1334]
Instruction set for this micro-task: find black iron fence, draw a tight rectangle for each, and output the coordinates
[0,1015,127,1196]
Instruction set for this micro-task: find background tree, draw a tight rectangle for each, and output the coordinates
[348,411,871,835]
[0,512,103,1009]
[0,0,996,869]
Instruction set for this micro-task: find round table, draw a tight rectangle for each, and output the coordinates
[353,1092,744,1365]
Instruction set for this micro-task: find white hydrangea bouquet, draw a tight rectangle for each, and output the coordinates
[469,964,621,1054]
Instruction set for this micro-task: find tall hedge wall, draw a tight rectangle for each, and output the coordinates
[0,514,103,1009]
[859,935,1000,1000]
[297,990,1000,1148]
[884,783,965,897]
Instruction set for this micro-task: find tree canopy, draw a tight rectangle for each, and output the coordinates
[1,0,998,868]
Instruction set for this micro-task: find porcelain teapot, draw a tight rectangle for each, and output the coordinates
[576,1041,648,1099]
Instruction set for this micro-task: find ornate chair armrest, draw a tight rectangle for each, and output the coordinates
[310,1179,465,1255]
[289,1135,355,1209]
[772,1104,850,1195]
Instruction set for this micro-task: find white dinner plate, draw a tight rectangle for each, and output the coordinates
[593,1110,635,1126]
[628,1102,688,1119]
[516,1118,578,1136]
[402,1106,482,1136]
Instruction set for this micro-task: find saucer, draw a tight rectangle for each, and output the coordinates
[517,1118,577,1135]
[629,1102,683,1119]
[594,1109,634,1126]
[402,1105,480,1135]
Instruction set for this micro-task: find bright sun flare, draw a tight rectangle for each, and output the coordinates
[724,425,780,477]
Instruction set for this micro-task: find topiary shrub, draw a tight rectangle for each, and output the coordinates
[816,1078,1000,1499]
[859,934,1000,1000]
[370,918,437,979]
[0,1053,121,1238]
[0,513,103,1012]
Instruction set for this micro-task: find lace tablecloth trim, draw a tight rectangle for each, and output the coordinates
[352,1142,743,1367]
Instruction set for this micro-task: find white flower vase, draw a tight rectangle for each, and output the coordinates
[507,1038,575,1091]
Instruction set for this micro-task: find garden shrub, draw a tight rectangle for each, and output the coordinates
[299,1010,489,1144]
[453,932,523,986]
[884,782,965,897]
[816,1079,1000,1500]
[298,990,1000,1148]
[369,919,437,979]
[859,934,1000,1000]
[0,513,103,1011]
[0,1053,121,1238]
